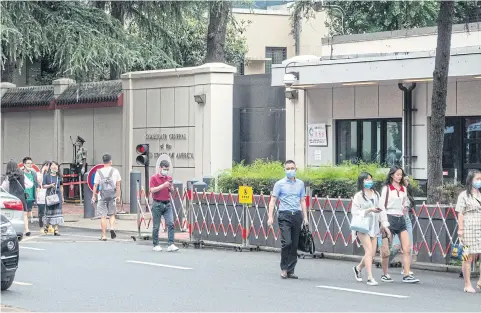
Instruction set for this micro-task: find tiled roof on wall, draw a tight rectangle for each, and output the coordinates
[1,85,54,108]
[55,80,122,105]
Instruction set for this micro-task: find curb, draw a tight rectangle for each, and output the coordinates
[63,225,463,274]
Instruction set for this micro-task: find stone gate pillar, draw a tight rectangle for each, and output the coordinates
[121,63,236,195]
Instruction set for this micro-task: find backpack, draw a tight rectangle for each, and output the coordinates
[98,168,116,201]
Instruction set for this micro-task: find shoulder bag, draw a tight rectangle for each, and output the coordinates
[46,176,60,206]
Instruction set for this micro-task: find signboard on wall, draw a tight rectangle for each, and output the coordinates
[308,123,328,147]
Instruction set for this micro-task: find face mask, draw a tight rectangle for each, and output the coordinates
[364,181,374,189]
[161,169,169,176]
[286,169,296,179]
[51,169,57,174]
[473,180,481,189]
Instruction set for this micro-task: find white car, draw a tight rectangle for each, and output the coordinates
[0,187,24,241]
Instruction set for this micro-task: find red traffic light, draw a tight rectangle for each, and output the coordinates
[136,144,150,166]
[136,144,149,154]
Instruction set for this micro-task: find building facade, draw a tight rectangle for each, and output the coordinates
[1,64,236,200]
[233,5,327,75]
[271,23,481,184]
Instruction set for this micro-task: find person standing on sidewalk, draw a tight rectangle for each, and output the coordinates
[43,161,64,236]
[22,157,37,230]
[37,161,51,234]
[91,154,121,241]
[267,160,308,279]
[150,160,179,252]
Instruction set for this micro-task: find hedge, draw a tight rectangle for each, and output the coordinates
[214,160,412,198]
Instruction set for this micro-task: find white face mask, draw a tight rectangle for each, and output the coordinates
[161,169,169,176]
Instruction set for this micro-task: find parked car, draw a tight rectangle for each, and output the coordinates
[0,187,25,241]
[1,214,19,291]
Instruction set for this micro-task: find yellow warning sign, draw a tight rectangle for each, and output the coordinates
[238,186,253,205]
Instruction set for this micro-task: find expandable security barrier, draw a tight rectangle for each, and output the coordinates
[170,187,466,264]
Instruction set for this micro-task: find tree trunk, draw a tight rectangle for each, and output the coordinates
[206,1,232,63]
[427,1,455,203]
[1,59,16,83]
[109,1,124,79]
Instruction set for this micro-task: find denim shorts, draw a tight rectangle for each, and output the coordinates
[387,215,407,236]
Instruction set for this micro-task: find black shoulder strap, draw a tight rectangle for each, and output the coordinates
[107,168,114,179]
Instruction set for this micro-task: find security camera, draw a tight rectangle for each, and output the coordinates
[283,72,299,87]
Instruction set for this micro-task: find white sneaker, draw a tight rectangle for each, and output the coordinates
[367,278,379,286]
[167,244,179,252]
[153,245,162,252]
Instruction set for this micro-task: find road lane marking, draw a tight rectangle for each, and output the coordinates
[65,234,131,242]
[126,260,193,270]
[315,285,409,299]
[20,246,45,251]
[13,281,33,286]
[22,235,40,242]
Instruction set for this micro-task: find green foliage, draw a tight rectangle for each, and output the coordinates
[291,0,480,36]
[216,159,389,198]
[1,1,248,82]
[435,183,465,205]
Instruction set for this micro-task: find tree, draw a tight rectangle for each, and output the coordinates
[206,1,233,62]
[427,1,456,203]
[290,0,479,36]
[1,1,248,83]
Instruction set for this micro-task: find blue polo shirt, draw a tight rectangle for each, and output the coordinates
[272,177,305,212]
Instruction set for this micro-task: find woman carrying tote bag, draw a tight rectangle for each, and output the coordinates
[350,172,388,286]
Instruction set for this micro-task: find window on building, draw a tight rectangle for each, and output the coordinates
[336,119,402,166]
[265,47,287,74]
[443,116,481,183]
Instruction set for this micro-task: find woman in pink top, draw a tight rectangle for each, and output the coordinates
[378,166,419,284]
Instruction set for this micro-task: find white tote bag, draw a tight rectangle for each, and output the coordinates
[350,213,371,234]
[36,188,46,204]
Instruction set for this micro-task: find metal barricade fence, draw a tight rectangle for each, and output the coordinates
[180,189,467,265]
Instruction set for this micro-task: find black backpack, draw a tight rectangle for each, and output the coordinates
[298,224,315,254]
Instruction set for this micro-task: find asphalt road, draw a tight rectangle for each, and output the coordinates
[2,227,480,312]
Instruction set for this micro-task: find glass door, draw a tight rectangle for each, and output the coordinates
[443,118,462,182]
[463,117,481,182]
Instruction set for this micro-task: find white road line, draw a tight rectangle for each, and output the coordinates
[22,235,40,242]
[315,285,409,299]
[20,246,46,251]
[66,234,131,242]
[13,281,33,286]
[126,260,193,270]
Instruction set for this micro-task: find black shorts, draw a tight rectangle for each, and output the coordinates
[387,215,407,236]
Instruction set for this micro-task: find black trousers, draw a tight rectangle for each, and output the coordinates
[278,210,302,273]
[37,204,46,228]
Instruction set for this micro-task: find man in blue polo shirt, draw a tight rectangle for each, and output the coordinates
[268,160,308,279]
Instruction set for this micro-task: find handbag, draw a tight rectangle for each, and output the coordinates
[298,224,315,254]
[45,176,60,206]
[350,213,371,234]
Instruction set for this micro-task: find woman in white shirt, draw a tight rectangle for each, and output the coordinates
[351,172,389,286]
[378,166,419,284]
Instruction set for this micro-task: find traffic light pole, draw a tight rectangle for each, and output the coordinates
[144,163,150,197]
[135,143,151,197]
